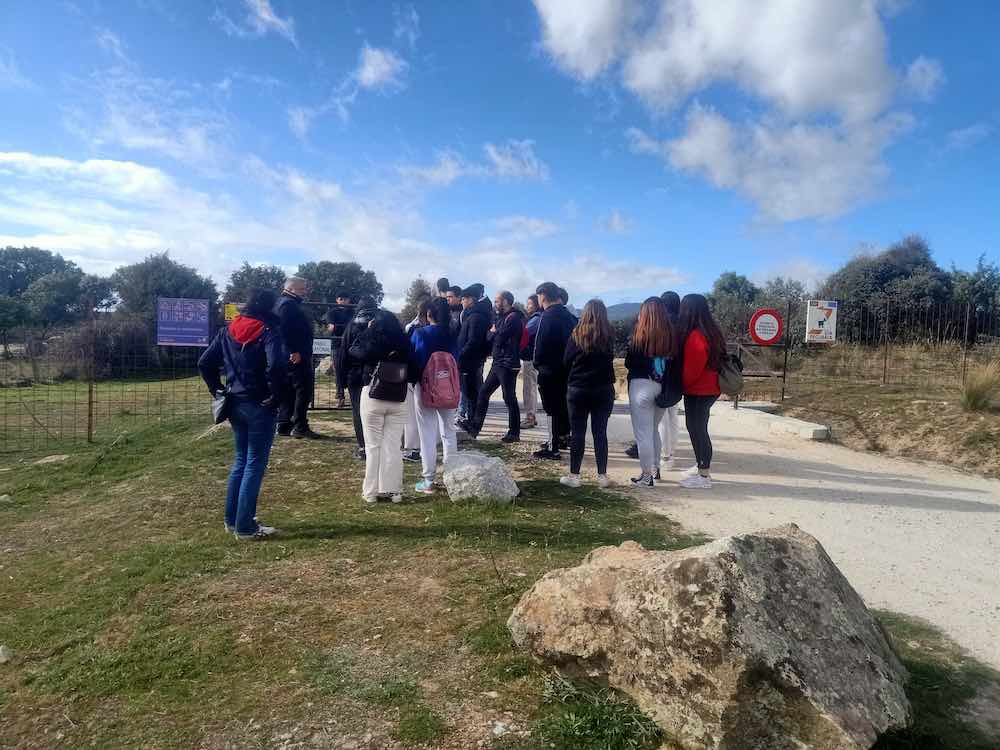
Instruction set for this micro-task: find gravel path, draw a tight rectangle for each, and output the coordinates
[482,399,1000,668]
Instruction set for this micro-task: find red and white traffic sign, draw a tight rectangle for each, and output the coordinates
[749,308,784,346]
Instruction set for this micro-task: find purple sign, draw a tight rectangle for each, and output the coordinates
[157,297,211,347]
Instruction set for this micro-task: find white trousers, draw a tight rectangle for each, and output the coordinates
[521,361,539,419]
[403,384,419,450]
[628,379,665,474]
[360,386,408,499]
[658,405,679,462]
[413,384,457,483]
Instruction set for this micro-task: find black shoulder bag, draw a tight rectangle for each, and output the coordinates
[369,352,409,402]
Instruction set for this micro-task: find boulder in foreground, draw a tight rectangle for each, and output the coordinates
[443,451,519,504]
[508,524,911,750]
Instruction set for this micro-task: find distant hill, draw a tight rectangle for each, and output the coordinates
[607,302,641,322]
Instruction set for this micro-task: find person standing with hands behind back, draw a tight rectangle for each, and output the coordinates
[274,277,322,439]
[198,289,287,540]
[677,293,724,489]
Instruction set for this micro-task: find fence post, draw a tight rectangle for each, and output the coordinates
[881,300,891,385]
[962,303,972,385]
[87,312,96,443]
[780,299,792,402]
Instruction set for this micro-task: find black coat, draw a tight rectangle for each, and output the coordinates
[347,310,412,387]
[336,303,378,388]
[489,309,525,370]
[325,304,353,338]
[564,337,615,391]
[456,298,493,373]
[198,314,287,405]
[532,303,576,377]
[274,293,313,357]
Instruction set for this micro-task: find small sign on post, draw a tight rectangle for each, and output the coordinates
[313,339,333,356]
[224,303,240,322]
[157,297,211,347]
[748,308,783,346]
[805,300,838,343]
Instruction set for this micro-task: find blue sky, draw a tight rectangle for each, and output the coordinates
[1,0,997,307]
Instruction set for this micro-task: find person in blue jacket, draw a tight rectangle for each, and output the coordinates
[198,288,287,540]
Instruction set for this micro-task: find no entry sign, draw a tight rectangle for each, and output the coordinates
[749,308,784,346]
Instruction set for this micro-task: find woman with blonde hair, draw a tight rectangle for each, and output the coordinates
[625,297,676,487]
[560,299,616,488]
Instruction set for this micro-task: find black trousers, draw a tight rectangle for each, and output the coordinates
[567,385,615,474]
[348,379,364,448]
[684,394,718,470]
[472,365,520,436]
[277,360,312,431]
[460,364,484,420]
[537,371,569,445]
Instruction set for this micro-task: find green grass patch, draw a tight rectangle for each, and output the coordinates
[394,704,449,745]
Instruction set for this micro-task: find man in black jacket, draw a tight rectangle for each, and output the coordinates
[532,281,576,459]
[455,284,492,430]
[337,295,378,459]
[326,290,354,408]
[274,277,322,439]
[468,291,524,442]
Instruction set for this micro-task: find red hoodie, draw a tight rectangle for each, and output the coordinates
[682,329,721,396]
[229,316,266,346]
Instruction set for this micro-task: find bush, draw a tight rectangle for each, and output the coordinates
[961,360,1000,412]
[46,317,156,380]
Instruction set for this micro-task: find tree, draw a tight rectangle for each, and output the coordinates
[295,261,383,304]
[952,255,1000,311]
[224,262,287,303]
[111,253,218,318]
[398,277,433,323]
[0,246,77,298]
[707,271,761,338]
[0,296,28,357]
[22,270,88,332]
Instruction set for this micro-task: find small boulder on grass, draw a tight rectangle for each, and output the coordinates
[443,451,519,504]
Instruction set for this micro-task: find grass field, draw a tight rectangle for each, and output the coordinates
[1,411,998,748]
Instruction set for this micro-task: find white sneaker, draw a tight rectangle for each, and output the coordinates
[597,474,611,488]
[683,464,700,478]
[680,474,712,490]
[235,524,278,540]
[363,495,378,506]
[662,456,675,471]
[390,493,404,504]
[559,474,581,488]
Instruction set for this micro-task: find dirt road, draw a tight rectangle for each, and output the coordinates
[481,399,1000,668]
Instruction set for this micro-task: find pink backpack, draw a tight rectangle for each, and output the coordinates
[420,350,461,409]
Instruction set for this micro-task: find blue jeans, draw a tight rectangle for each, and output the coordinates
[226,399,277,535]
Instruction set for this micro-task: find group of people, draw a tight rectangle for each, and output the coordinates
[198,275,725,541]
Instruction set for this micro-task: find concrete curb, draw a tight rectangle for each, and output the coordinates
[725,404,830,440]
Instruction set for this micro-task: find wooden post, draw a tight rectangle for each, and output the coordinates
[780,299,792,402]
[962,303,973,385]
[881,300,891,385]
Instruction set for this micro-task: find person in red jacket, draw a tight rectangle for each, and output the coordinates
[678,294,725,489]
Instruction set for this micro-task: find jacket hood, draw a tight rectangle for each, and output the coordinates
[468,298,493,319]
[229,315,267,345]
[544,303,574,322]
[353,304,377,326]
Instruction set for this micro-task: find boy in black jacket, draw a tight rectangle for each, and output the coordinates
[455,284,492,429]
[274,277,322,439]
[467,291,523,442]
[532,281,576,459]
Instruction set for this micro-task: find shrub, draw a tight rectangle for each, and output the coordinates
[961,360,1000,412]
[46,316,156,380]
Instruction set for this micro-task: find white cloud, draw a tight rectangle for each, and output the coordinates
[493,215,559,239]
[393,4,421,49]
[214,0,296,46]
[484,140,550,181]
[601,209,631,233]
[631,106,914,221]
[903,56,945,102]
[535,0,931,221]
[287,107,315,139]
[400,140,550,186]
[946,123,992,152]
[355,45,407,90]
[0,47,33,90]
[95,28,128,61]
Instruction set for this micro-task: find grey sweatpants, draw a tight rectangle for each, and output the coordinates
[628,378,665,474]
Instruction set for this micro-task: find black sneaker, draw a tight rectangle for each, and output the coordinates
[402,449,421,463]
[292,428,325,440]
[630,474,654,488]
[653,469,661,481]
[532,443,551,459]
[555,437,570,451]
[276,426,292,437]
[456,418,471,433]
[625,443,639,459]
[353,447,366,460]
[500,433,520,444]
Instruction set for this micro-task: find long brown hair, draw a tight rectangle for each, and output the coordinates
[631,297,675,357]
[678,293,726,370]
[572,299,613,354]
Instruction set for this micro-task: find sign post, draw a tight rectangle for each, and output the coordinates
[805,300,838,344]
[156,298,211,347]
[748,308,784,346]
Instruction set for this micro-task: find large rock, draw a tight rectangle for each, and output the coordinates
[315,355,335,379]
[443,451,519,504]
[508,525,911,750]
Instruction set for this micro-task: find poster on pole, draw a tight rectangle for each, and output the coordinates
[224,303,240,322]
[805,300,838,343]
[748,308,784,346]
[157,298,211,347]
